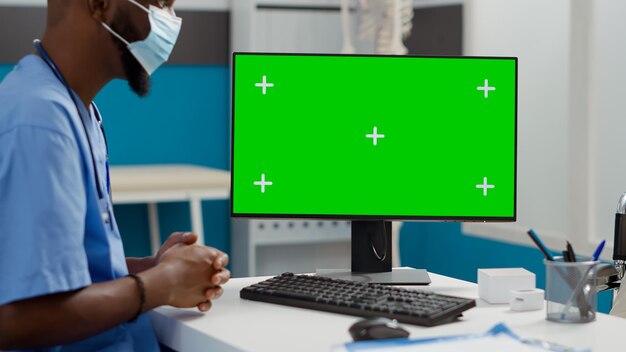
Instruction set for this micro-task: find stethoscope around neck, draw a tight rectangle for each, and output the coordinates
[33,39,114,229]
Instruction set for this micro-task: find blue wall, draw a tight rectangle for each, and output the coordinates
[1,63,613,313]
[95,65,231,257]
[0,63,231,257]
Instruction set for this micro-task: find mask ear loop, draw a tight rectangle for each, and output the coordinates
[101,23,131,46]
[128,0,151,14]
[126,0,180,26]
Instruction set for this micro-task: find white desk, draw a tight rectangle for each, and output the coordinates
[110,165,230,254]
[151,270,626,351]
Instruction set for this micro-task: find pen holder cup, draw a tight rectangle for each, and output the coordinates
[544,257,599,323]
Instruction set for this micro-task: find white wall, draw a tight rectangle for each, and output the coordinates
[464,0,571,235]
[462,0,575,249]
[247,3,345,53]
[463,0,626,259]
[589,0,626,246]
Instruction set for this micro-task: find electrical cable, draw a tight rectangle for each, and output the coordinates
[369,221,387,262]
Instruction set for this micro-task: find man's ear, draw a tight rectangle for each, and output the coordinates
[87,0,109,22]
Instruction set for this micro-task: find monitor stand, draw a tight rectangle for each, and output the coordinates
[316,220,431,285]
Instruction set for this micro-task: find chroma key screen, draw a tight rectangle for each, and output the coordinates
[231,53,517,220]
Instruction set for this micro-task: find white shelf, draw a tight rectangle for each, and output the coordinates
[231,219,352,277]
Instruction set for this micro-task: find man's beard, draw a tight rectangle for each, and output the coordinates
[109,13,151,97]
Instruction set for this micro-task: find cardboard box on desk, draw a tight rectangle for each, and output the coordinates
[478,268,536,304]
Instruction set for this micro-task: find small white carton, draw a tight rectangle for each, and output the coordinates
[478,268,536,304]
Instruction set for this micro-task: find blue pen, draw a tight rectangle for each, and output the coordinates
[592,240,606,261]
[526,229,555,261]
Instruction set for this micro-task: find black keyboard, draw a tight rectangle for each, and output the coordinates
[240,273,476,327]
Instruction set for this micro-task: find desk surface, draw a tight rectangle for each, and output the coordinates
[151,271,625,352]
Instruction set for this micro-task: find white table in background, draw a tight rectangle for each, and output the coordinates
[110,165,230,254]
[151,269,626,352]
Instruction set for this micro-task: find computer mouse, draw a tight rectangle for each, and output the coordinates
[348,317,410,341]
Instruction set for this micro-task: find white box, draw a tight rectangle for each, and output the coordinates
[510,288,544,311]
[478,268,535,304]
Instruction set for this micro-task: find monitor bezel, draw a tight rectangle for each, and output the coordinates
[230,52,518,222]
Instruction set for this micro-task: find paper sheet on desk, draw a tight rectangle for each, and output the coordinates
[333,323,590,352]
[610,280,626,318]
[337,335,551,351]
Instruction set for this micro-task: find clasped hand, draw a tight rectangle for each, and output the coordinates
[154,232,231,312]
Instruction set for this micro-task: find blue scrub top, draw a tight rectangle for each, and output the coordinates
[0,55,158,351]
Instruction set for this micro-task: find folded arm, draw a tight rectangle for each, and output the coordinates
[0,242,230,350]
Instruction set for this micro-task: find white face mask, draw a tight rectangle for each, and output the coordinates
[102,0,182,75]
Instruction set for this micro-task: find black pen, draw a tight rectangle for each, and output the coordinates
[562,250,571,262]
[526,229,554,261]
[566,241,576,262]
[565,241,589,317]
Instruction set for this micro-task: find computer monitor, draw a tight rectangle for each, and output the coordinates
[231,53,517,284]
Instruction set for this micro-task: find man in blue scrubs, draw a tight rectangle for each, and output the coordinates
[0,0,230,350]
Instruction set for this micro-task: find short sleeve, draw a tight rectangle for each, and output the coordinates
[0,122,91,305]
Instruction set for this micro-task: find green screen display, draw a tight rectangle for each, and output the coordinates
[231,53,516,220]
